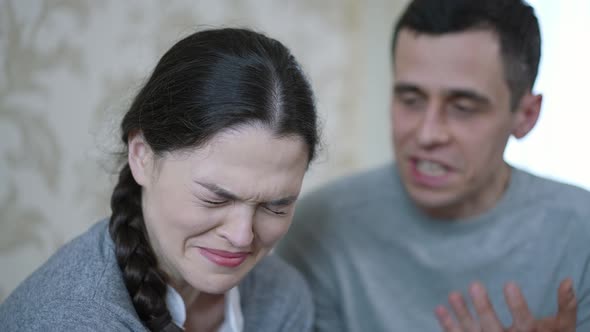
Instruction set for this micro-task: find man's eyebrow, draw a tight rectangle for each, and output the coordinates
[446,89,491,105]
[195,181,240,201]
[393,82,424,95]
[196,181,298,205]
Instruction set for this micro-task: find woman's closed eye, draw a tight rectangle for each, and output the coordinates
[201,198,229,206]
[261,196,297,216]
[260,201,293,216]
[264,206,287,216]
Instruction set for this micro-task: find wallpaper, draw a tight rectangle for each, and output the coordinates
[0,0,406,300]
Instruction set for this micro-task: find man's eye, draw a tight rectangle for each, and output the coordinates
[398,94,425,109]
[450,103,476,114]
[401,96,418,105]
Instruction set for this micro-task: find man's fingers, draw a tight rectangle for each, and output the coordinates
[504,282,534,331]
[449,292,476,330]
[439,279,577,332]
[534,317,558,332]
[470,282,504,332]
[556,278,577,331]
[436,305,463,332]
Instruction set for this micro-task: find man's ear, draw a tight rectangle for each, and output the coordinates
[512,93,543,139]
[128,132,153,187]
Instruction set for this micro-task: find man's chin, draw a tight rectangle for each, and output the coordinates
[405,186,465,219]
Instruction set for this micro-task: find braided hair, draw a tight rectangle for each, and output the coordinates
[108,28,319,331]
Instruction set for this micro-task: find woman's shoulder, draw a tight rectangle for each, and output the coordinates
[0,219,144,330]
[239,254,314,331]
[9,220,112,299]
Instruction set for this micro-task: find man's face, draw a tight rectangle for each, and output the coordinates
[391,29,537,219]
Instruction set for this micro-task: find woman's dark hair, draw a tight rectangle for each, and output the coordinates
[108,28,319,331]
[391,0,541,109]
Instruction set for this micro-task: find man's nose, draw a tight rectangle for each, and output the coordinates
[416,106,450,148]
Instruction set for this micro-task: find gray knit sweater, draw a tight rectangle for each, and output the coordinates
[0,220,313,331]
[278,163,590,331]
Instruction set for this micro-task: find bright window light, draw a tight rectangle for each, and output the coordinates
[505,0,590,190]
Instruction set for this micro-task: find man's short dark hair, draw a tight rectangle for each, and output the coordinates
[392,0,541,109]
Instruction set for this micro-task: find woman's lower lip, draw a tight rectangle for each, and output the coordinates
[199,248,249,268]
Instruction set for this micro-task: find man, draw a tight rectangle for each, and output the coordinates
[277,0,590,331]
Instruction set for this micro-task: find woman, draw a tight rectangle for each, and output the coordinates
[0,28,319,331]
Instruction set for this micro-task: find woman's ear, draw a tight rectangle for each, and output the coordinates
[511,93,543,139]
[127,132,153,187]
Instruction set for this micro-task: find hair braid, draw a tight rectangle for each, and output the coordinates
[108,163,182,331]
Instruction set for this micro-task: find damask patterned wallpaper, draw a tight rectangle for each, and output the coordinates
[0,0,407,300]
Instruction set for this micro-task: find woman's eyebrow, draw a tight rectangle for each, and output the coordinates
[195,181,240,200]
[195,181,297,205]
[266,196,298,207]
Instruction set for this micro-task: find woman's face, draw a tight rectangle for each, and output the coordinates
[128,125,309,294]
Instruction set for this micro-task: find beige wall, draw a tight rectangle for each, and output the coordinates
[0,0,408,300]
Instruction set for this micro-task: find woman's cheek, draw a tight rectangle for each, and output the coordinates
[254,216,293,248]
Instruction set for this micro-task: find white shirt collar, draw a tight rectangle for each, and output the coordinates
[218,286,244,332]
[165,285,243,332]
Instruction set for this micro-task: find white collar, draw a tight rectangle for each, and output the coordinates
[217,287,244,332]
[165,285,243,332]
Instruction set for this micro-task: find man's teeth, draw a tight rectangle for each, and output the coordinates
[416,160,447,176]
